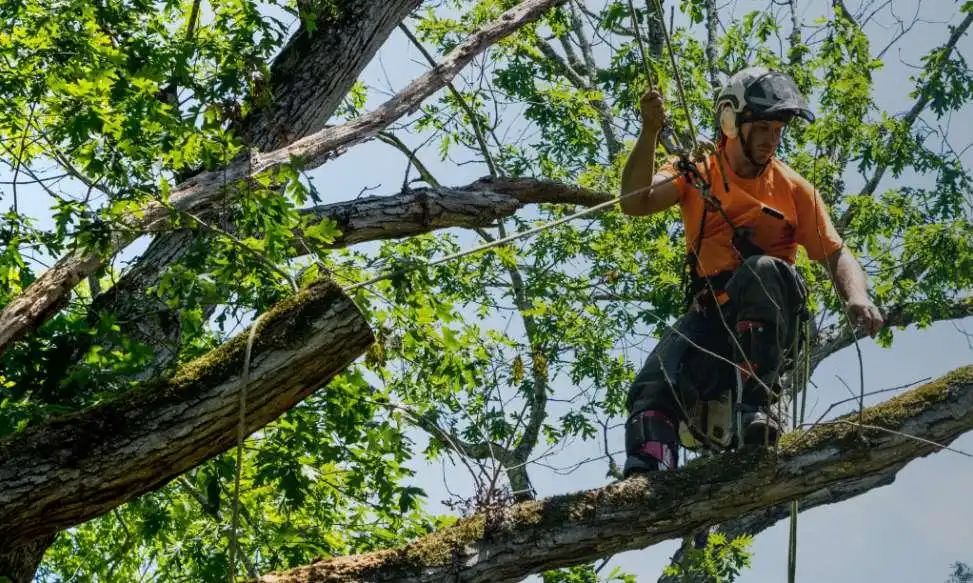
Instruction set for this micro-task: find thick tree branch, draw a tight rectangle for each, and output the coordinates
[0,278,373,544]
[0,534,57,583]
[295,177,610,252]
[0,0,567,357]
[657,471,898,582]
[249,366,973,583]
[240,1,422,151]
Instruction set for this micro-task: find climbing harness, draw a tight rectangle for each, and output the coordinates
[623,0,818,460]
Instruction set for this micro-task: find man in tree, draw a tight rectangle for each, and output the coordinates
[619,67,885,476]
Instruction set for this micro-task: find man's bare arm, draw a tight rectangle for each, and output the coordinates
[818,246,885,336]
[620,90,681,216]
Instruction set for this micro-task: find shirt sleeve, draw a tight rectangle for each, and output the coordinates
[791,172,844,261]
[656,157,689,203]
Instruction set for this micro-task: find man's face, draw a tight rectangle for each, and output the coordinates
[741,120,786,163]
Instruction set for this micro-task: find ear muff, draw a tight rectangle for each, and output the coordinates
[719,105,738,139]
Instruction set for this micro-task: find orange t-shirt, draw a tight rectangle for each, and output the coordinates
[659,153,844,278]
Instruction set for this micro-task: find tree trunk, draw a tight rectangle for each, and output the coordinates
[249,366,973,583]
[239,2,422,152]
[0,278,372,550]
[0,534,57,583]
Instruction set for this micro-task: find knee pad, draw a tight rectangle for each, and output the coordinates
[733,319,783,406]
[625,409,678,473]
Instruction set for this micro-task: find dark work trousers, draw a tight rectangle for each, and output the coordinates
[626,254,808,421]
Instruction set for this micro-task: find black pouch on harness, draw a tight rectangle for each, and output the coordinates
[732,227,765,259]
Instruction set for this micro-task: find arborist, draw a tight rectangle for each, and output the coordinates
[619,66,885,477]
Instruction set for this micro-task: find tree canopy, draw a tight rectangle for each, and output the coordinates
[0,0,971,581]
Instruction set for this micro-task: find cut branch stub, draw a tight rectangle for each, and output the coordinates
[0,277,373,543]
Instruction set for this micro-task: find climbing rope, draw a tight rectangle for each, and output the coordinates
[787,317,811,583]
[625,0,656,91]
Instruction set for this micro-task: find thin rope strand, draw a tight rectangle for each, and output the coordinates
[625,0,656,90]
[650,0,699,145]
[342,175,679,293]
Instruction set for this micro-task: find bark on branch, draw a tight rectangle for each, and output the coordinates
[0,278,373,546]
[296,177,611,251]
[251,365,973,583]
[657,470,898,582]
[240,1,422,151]
[0,0,567,357]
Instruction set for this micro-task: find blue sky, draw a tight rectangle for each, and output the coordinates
[2,1,970,581]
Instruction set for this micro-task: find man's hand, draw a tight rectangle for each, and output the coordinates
[639,89,665,133]
[847,297,884,337]
[819,247,884,337]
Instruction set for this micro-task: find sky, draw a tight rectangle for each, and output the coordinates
[2,0,971,582]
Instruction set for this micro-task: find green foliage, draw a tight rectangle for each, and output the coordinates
[0,0,970,580]
[543,563,637,583]
[948,562,973,583]
[662,533,754,583]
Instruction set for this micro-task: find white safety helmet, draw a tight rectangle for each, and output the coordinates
[715,66,814,139]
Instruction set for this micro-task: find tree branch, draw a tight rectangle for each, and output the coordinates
[407,409,514,464]
[0,278,373,544]
[703,0,720,90]
[534,35,622,158]
[295,176,611,253]
[248,366,973,582]
[399,24,501,177]
[502,241,545,502]
[657,470,898,582]
[376,132,442,187]
[0,0,568,357]
[811,296,973,371]
[536,38,590,88]
[239,1,422,151]
[837,10,973,231]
